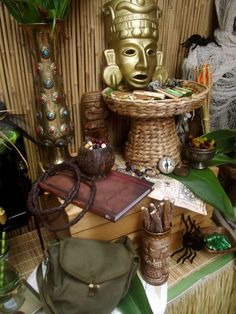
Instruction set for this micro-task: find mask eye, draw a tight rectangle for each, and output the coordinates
[146,48,156,56]
[123,49,136,56]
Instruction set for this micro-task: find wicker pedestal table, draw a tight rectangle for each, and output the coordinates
[102,81,208,168]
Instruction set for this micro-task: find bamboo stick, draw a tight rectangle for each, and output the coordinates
[0,48,11,106]
[13,21,28,112]
[0,7,15,107]
[177,0,193,76]
[0,75,4,100]
[77,0,85,96]
[7,24,23,113]
[60,34,68,100]
[70,0,79,153]
[5,14,21,115]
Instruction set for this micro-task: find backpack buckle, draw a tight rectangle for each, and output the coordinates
[88,283,100,296]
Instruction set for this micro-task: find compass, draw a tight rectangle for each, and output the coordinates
[158,156,176,174]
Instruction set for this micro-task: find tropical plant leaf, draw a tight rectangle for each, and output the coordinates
[104,87,113,96]
[57,0,71,20]
[201,129,236,154]
[2,0,41,23]
[117,274,153,314]
[21,1,41,23]
[47,9,56,33]
[0,129,28,168]
[209,153,236,166]
[30,0,43,6]
[52,0,60,15]
[1,0,71,23]
[168,168,236,221]
[2,0,25,23]
[42,0,54,9]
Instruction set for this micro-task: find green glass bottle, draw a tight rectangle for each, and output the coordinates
[0,241,25,313]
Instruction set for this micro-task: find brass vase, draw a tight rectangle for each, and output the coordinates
[23,22,73,168]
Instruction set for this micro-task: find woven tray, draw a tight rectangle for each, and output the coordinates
[102,81,208,118]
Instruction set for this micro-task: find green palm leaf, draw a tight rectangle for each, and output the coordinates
[21,1,41,23]
[2,0,41,23]
[2,0,25,23]
[57,0,71,20]
[209,153,236,166]
[201,129,236,153]
[1,0,71,23]
[0,129,28,167]
[117,274,153,314]
[168,168,236,221]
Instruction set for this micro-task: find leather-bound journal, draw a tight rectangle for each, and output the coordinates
[39,170,154,222]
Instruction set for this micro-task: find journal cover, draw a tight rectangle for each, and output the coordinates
[39,170,154,222]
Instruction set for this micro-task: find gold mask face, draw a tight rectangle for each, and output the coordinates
[103,0,161,90]
[115,38,157,89]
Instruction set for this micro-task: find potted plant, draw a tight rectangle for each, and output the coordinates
[170,129,236,222]
[1,0,71,28]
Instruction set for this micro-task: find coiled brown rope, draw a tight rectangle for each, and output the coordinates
[27,160,96,232]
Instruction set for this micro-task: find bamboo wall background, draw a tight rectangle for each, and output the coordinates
[0,0,216,181]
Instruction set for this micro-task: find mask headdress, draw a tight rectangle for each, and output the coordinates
[103,0,161,43]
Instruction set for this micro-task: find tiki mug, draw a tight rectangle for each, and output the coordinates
[141,227,171,286]
[81,92,109,140]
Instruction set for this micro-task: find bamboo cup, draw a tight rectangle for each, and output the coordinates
[141,227,171,286]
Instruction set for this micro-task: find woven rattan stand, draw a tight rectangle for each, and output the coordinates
[102,81,208,168]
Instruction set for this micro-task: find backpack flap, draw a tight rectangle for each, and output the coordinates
[59,237,135,285]
[41,237,139,314]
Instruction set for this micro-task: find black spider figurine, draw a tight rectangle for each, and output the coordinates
[180,34,221,50]
[171,214,204,264]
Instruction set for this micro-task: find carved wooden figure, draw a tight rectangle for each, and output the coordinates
[81,92,109,140]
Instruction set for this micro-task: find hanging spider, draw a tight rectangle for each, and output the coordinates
[180,34,221,50]
[171,214,204,264]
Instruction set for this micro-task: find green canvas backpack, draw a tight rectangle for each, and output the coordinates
[37,236,140,314]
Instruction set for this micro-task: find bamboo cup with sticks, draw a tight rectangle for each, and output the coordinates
[141,198,174,285]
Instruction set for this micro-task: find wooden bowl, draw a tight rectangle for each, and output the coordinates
[201,226,236,253]
[77,141,115,177]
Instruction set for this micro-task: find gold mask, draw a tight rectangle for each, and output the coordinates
[103,0,161,90]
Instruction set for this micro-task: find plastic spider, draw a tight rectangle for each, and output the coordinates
[171,214,204,264]
[180,34,221,50]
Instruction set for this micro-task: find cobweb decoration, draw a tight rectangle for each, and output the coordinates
[182,0,236,131]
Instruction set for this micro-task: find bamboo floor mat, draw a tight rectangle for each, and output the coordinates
[7,227,234,290]
[6,229,236,314]
[168,249,224,287]
[8,228,55,279]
